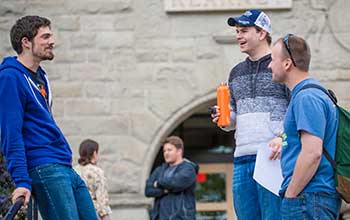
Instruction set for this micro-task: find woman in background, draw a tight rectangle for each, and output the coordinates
[74,139,112,220]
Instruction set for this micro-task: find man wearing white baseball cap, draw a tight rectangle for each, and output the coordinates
[211,9,289,220]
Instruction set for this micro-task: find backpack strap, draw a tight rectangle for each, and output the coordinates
[298,84,338,105]
[296,83,337,170]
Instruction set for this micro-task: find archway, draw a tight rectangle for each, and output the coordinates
[141,91,217,185]
[141,91,236,219]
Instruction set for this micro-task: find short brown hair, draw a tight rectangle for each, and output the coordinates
[255,26,272,45]
[163,136,184,151]
[277,35,311,72]
[10,15,51,54]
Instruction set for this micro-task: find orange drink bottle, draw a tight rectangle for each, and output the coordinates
[217,83,231,127]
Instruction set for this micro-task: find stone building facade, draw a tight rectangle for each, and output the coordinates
[0,0,349,219]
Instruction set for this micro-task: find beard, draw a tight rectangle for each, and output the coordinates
[32,44,54,61]
[34,49,54,61]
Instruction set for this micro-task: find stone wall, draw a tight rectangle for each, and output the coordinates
[1,0,349,219]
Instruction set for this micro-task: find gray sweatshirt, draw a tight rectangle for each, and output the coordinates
[227,54,289,157]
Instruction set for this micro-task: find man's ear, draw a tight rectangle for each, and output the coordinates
[259,29,267,41]
[21,37,31,50]
[284,59,293,71]
[178,148,184,157]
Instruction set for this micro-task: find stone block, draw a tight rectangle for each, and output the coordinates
[196,46,220,60]
[68,63,113,81]
[79,116,129,135]
[104,161,141,193]
[63,135,82,161]
[193,59,225,94]
[52,98,64,117]
[111,97,146,113]
[0,2,25,16]
[110,208,149,220]
[70,33,96,48]
[133,0,174,38]
[54,49,87,63]
[93,136,122,157]
[66,0,132,14]
[40,63,70,81]
[114,14,135,30]
[51,82,83,98]
[129,111,163,143]
[65,99,111,116]
[336,70,350,81]
[87,49,105,63]
[172,48,195,63]
[110,86,145,99]
[54,16,80,31]
[54,118,82,136]
[96,31,134,49]
[0,17,14,31]
[108,48,137,71]
[115,136,148,164]
[136,49,169,63]
[152,64,197,90]
[84,82,113,98]
[80,15,115,31]
[96,0,133,13]
[323,81,350,101]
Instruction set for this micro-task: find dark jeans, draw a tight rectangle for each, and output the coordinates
[281,192,341,220]
[29,163,98,220]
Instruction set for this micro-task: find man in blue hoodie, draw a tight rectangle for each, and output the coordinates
[0,16,98,220]
[145,136,199,220]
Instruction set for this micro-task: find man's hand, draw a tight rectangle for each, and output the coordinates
[210,105,220,123]
[12,187,31,206]
[101,215,111,220]
[284,188,298,198]
[268,137,282,160]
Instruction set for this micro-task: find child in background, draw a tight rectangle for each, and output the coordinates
[74,139,112,220]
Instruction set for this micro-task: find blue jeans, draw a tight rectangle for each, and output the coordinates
[232,155,281,220]
[29,163,98,220]
[281,192,341,220]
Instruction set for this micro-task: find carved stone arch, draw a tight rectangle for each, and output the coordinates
[140,91,216,189]
[329,0,350,52]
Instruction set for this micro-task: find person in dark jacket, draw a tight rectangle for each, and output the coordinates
[0,16,98,220]
[145,136,199,220]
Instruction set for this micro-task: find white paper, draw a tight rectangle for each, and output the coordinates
[253,144,283,196]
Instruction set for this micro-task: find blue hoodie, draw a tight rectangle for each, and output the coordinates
[0,56,72,191]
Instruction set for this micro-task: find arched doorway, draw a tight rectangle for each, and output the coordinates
[148,101,236,220]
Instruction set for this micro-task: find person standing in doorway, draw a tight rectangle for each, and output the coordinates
[145,136,199,220]
[0,15,98,220]
[211,9,289,220]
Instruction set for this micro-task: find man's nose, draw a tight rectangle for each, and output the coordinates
[49,36,55,47]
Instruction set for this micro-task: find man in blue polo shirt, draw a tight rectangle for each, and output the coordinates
[268,34,341,219]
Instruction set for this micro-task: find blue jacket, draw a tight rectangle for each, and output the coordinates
[0,56,72,191]
[145,159,199,220]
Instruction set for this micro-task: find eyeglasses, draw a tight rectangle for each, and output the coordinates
[283,34,296,66]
